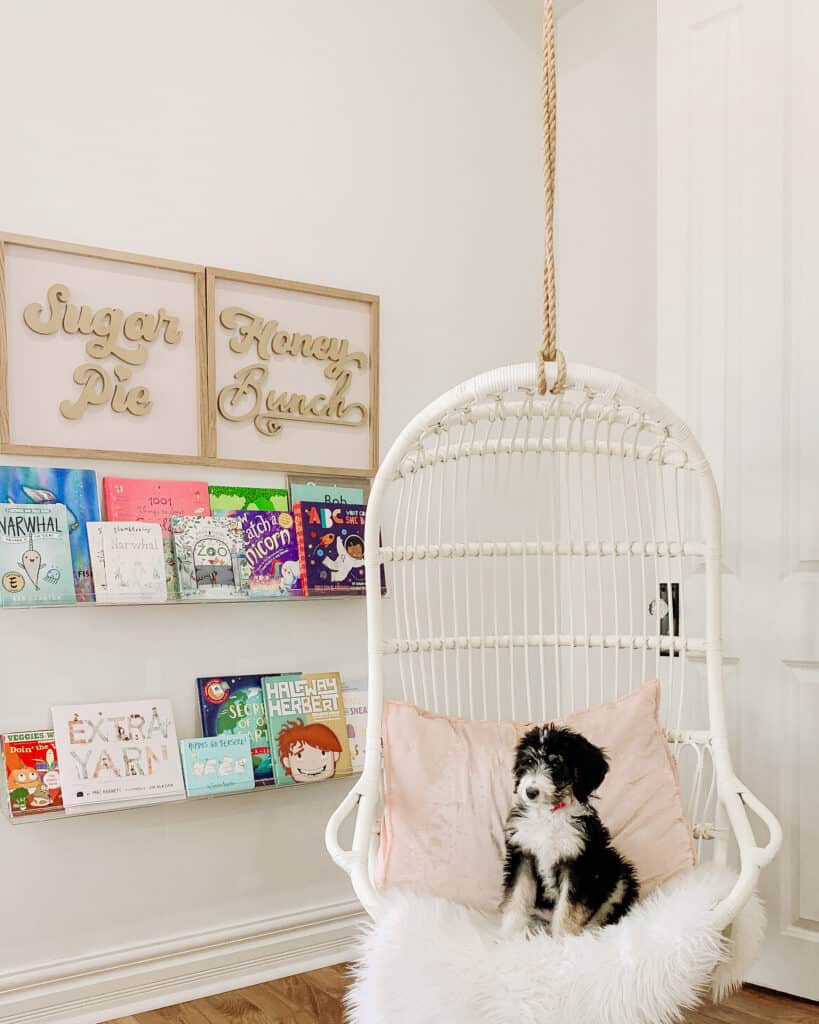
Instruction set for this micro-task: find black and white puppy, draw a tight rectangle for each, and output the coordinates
[501,724,639,938]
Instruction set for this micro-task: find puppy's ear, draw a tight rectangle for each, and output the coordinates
[572,736,609,803]
[513,727,540,781]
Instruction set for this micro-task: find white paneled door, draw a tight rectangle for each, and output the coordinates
[658,0,819,1000]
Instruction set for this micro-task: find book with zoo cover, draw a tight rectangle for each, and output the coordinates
[3,730,63,817]
[0,503,76,606]
[293,502,385,596]
[196,675,279,786]
[0,466,99,600]
[263,672,353,786]
[170,516,248,600]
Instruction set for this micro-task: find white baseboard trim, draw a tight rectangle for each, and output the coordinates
[0,898,365,1024]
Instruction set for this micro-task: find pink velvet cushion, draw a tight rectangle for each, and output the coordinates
[377,681,695,912]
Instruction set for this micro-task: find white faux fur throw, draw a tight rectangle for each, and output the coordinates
[346,866,764,1024]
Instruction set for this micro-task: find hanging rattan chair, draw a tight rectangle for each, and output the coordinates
[325,2,781,1015]
[326,361,780,931]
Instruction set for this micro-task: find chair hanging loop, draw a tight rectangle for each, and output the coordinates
[536,0,567,396]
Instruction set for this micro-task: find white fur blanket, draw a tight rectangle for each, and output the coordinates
[346,866,764,1024]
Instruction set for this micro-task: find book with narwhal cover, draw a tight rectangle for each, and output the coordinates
[0,503,76,606]
[0,467,99,600]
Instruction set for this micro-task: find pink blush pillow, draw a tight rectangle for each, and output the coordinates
[377,681,695,913]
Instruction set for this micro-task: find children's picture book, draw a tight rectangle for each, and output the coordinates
[263,672,353,786]
[208,485,289,516]
[3,730,62,817]
[293,502,385,596]
[0,466,99,600]
[170,516,248,600]
[227,510,302,598]
[180,735,255,797]
[289,480,365,507]
[87,522,167,603]
[0,503,76,606]
[103,478,210,599]
[343,689,368,773]
[196,675,277,786]
[51,699,185,813]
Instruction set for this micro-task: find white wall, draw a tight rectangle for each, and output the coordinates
[556,0,657,390]
[0,0,656,1012]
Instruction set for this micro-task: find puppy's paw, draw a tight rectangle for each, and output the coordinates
[499,909,529,938]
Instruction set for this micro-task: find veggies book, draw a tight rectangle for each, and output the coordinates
[0,503,76,606]
[51,699,185,813]
[170,516,247,600]
[263,672,352,786]
[0,466,99,600]
[180,736,255,797]
[103,478,210,598]
[293,502,385,596]
[208,485,289,515]
[227,510,302,598]
[2,730,62,817]
[196,675,276,786]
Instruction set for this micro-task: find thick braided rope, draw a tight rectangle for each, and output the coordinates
[536,0,567,395]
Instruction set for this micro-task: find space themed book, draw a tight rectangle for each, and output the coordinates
[0,466,99,601]
[293,502,385,596]
[196,675,278,786]
[227,510,302,598]
[2,730,63,817]
[170,515,248,600]
[103,478,210,599]
[263,672,353,786]
[0,503,76,606]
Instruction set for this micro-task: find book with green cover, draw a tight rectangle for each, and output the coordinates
[0,503,76,606]
[208,485,289,516]
[263,672,353,786]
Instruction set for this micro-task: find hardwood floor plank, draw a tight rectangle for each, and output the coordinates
[104,972,819,1024]
[233,981,304,1018]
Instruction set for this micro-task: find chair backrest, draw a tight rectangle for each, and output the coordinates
[363,363,729,852]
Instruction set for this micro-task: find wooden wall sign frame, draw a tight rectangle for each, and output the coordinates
[0,233,209,466]
[206,267,379,478]
[0,234,380,476]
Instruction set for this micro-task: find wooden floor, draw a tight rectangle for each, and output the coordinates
[106,966,819,1024]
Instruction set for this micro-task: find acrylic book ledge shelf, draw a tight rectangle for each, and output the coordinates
[4,768,361,825]
[0,590,368,611]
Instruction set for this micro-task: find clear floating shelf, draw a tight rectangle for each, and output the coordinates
[4,770,360,825]
[0,590,370,610]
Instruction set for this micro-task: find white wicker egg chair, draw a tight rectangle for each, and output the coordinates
[327,361,781,938]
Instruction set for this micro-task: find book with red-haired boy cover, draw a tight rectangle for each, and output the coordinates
[262,672,353,786]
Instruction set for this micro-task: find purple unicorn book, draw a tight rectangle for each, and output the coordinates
[227,510,302,598]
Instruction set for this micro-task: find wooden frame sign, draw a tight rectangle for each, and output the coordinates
[0,234,207,464]
[207,268,379,477]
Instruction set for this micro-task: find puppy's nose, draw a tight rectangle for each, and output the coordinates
[525,786,539,800]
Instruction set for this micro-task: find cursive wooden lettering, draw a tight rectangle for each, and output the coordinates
[216,362,367,438]
[23,283,182,424]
